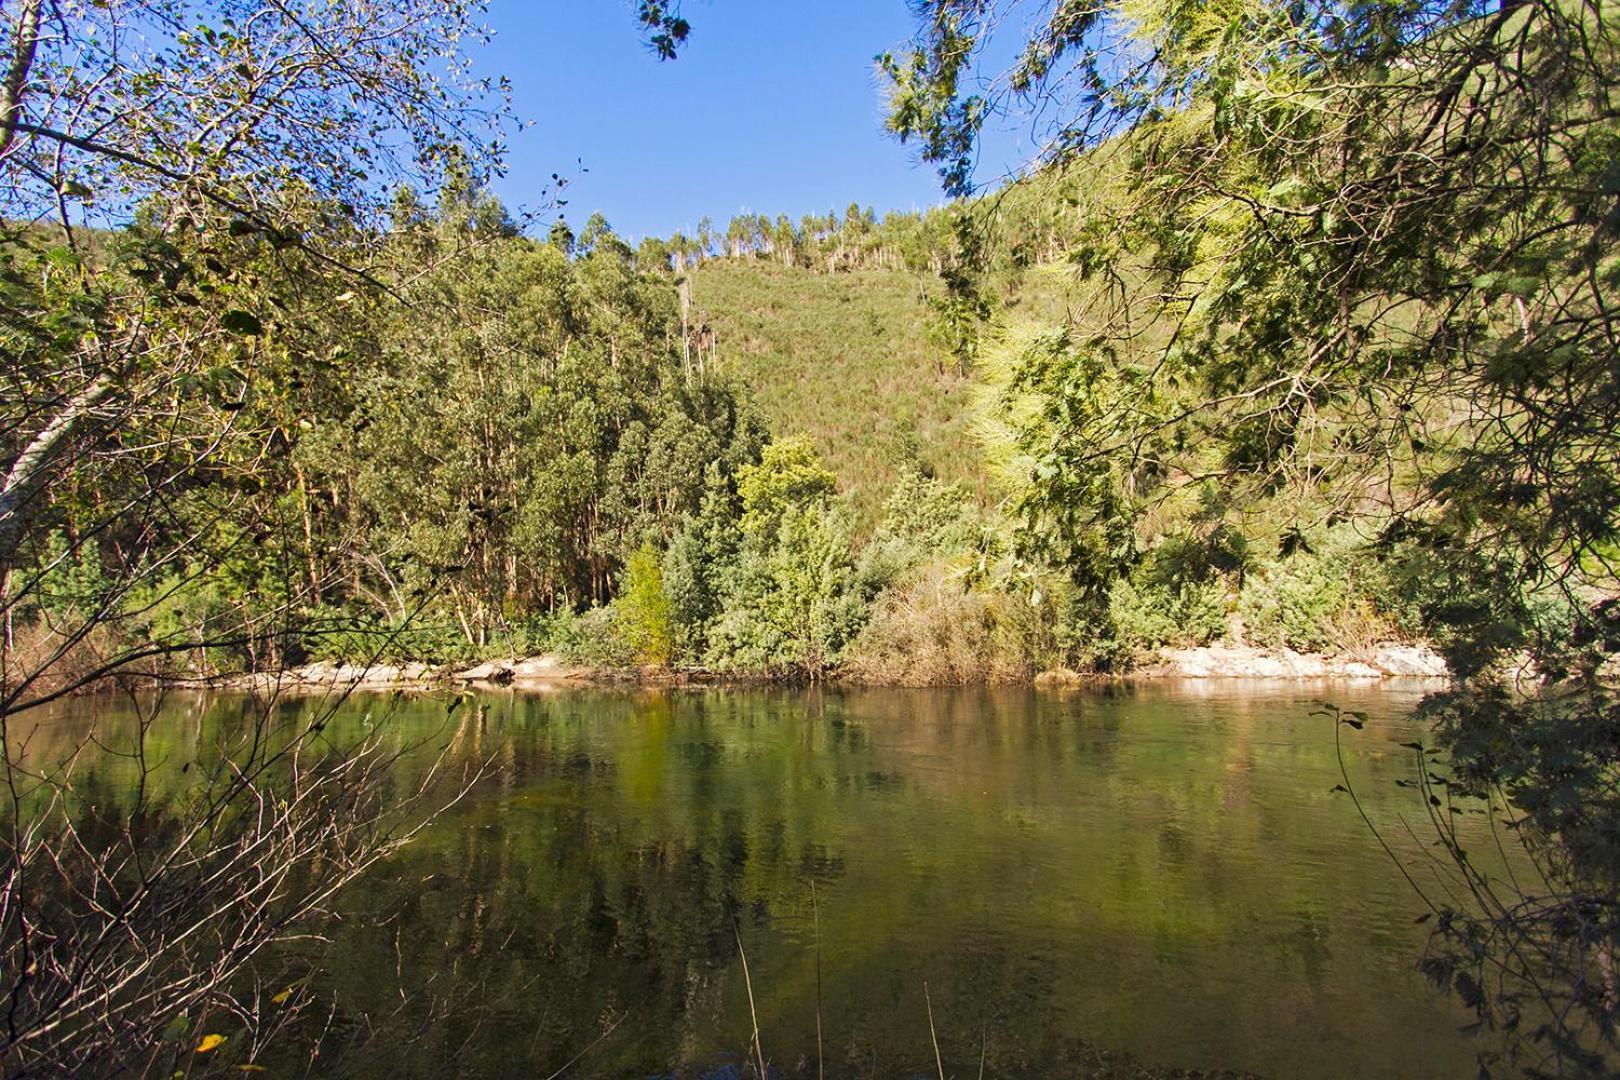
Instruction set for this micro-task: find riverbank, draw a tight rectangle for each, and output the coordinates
[204,640,1449,694]
[1038,643,1446,685]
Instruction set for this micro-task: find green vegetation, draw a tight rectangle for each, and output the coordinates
[884,0,1620,1071]
[3,0,1618,1071]
[620,202,1424,678]
[686,261,981,523]
[8,0,1613,700]
[3,167,1434,688]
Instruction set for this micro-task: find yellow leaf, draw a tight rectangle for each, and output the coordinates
[195,1034,228,1053]
[270,989,292,1005]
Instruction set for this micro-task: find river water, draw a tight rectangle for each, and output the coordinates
[35,681,1508,1077]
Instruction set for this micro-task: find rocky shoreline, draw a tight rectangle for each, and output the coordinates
[1138,641,1447,679]
[202,641,1449,695]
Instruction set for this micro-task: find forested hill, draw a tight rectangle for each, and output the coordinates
[4,177,1480,689]
[10,0,1615,693]
[658,181,1083,524]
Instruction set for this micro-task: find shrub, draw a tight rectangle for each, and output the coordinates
[616,546,675,666]
[1107,575,1228,656]
[24,530,113,620]
[551,605,637,668]
[1237,548,1397,654]
[1373,539,1566,677]
[874,469,977,554]
[662,469,742,662]
[845,561,1057,684]
[707,505,877,678]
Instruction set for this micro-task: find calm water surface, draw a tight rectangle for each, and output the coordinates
[46,681,1503,1078]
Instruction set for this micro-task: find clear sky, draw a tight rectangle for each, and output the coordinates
[476,2,1024,242]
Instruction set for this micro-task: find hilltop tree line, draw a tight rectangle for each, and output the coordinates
[650,204,957,274]
[600,181,1083,279]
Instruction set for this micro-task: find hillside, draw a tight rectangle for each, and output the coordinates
[687,261,987,523]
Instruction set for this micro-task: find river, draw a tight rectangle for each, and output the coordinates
[28,680,1505,1078]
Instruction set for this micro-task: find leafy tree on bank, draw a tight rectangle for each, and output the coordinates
[0,0,693,1072]
[885,0,1620,1070]
[689,439,879,678]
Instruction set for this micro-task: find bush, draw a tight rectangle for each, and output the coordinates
[616,546,675,666]
[874,469,977,554]
[662,468,742,662]
[1237,548,1396,654]
[1372,538,1573,678]
[23,530,113,620]
[707,504,877,678]
[845,561,1057,684]
[551,605,637,668]
[1108,575,1228,655]
[1084,527,1237,662]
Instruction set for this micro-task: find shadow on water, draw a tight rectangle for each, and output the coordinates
[27,681,1506,1078]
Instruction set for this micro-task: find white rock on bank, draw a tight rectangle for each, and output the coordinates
[1363,643,1449,677]
[454,656,590,685]
[451,660,512,683]
[1155,643,1447,679]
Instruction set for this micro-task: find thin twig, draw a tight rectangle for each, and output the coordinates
[925,980,946,1080]
[811,879,823,1080]
[734,919,767,1079]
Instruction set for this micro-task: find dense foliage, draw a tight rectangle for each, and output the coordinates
[887,0,1620,1072]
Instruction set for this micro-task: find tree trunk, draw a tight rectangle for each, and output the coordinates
[294,464,323,604]
[0,371,116,569]
[679,276,692,377]
[0,0,43,161]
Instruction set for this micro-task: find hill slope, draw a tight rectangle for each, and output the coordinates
[688,262,986,522]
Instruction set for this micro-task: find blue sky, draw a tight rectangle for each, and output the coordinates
[476,2,1025,241]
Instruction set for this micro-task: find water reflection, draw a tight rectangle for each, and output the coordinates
[27,682,1494,1078]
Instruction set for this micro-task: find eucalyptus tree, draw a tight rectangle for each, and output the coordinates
[773,213,798,266]
[886,0,1620,1070]
[697,215,717,259]
[314,198,761,645]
